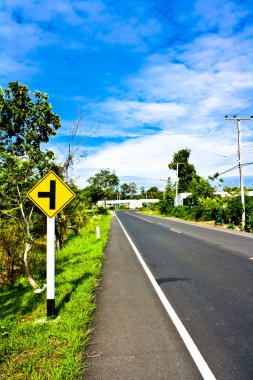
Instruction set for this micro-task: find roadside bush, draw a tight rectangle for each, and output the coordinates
[245,196,253,232]
[96,206,109,214]
[0,221,25,285]
[157,199,170,214]
[163,205,200,220]
[222,196,243,225]
[197,197,222,221]
[146,193,253,233]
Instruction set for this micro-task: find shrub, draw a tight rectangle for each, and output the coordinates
[0,221,25,285]
[223,197,243,225]
[197,197,222,221]
[245,196,253,232]
[157,200,169,214]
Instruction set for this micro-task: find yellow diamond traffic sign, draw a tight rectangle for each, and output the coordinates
[27,171,75,218]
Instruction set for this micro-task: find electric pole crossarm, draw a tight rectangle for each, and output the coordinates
[225,117,253,121]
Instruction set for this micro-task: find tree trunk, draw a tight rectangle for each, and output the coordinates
[23,242,38,289]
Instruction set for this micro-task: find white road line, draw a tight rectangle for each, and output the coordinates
[142,214,253,239]
[170,228,181,234]
[125,212,154,223]
[116,214,216,380]
[125,213,181,233]
[250,258,253,260]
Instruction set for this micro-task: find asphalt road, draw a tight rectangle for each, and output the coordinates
[116,211,253,380]
[85,214,202,380]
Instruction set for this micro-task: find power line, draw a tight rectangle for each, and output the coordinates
[190,98,253,152]
[206,144,253,168]
[217,162,253,176]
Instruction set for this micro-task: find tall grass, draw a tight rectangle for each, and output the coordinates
[0,214,110,379]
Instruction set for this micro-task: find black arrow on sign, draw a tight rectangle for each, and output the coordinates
[38,180,56,209]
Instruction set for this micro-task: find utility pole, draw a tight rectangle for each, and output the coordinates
[225,115,253,229]
[175,163,185,206]
[159,179,167,200]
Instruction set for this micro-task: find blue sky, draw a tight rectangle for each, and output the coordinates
[1,0,253,190]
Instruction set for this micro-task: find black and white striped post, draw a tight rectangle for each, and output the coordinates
[47,216,56,318]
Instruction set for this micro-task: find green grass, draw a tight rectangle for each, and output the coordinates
[139,208,165,217]
[0,214,111,379]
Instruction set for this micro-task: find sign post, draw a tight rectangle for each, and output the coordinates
[28,171,75,318]
[47,217,56,317]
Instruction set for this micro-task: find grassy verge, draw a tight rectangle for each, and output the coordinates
[0,214,111,380]
[140,208,163,217]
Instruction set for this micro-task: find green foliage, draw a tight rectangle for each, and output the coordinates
[155,192,253,232]
[0,82,61,287]
[170,205,200,220]
[168,148,198,192]
[0,215,111,379]
[0,82,61,224]
[0,221,25,285]
[95,206,109,214]
[147,186,163,199]
[55,186,89,250]
[223,186,241,196]
[0,82,60,159]
[87,169,119,200]
[190,177,215,204]
[196,197,222,220]
[120,182,138,199]
[245,196,253,232]
[208,172,224,191]
[222,196,243,225]
[82,185,106,206]
[139,186,146,198]
[157,199,170,214]
[164,177,175,205]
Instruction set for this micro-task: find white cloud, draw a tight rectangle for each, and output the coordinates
[62,15,253,188]
[0,55,37,80]
[1,0,253,190]
[98,99,186,124]
[74,129,241,188]
[194,0,249,34]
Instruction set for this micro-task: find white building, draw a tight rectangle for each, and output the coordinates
[174,193,192,206]
[174,190,253,206]
[97,199,159,209]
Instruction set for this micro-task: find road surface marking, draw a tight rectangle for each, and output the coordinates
[138,213,253,239]
[126,213,182,233]
[125,212,154,223]
[116,214,216,380]
[170,228,181,234]
[250,258,253,260]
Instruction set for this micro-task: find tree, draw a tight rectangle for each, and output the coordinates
[120,182,138,199]
[82,185,106,206]
[168,148,198,193]
[60,114,100,182]
[208,172,224,191]
[190,176,214,204]
[139,186,146,198]
[164,177,176,205]
[223,186,241,196]
[0,221,25,285]
[0,82,60,159]
[0,82,61,288]
[55,185,88,250]
[147,186,163,199]
[87,169,119,200]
